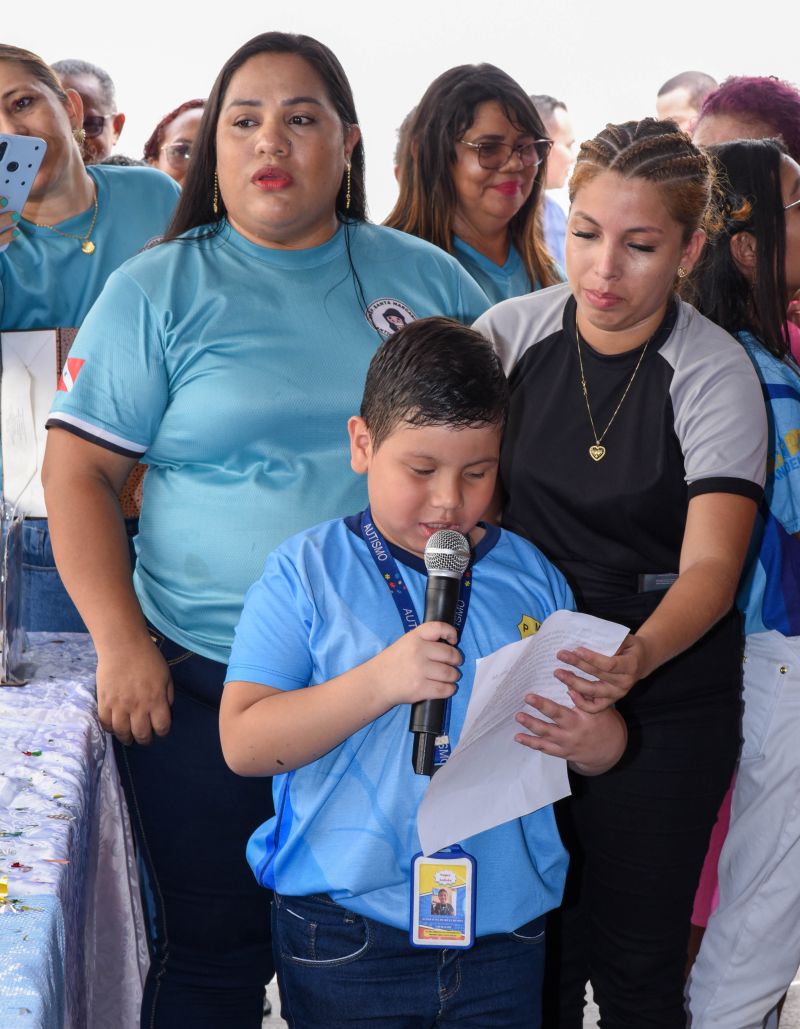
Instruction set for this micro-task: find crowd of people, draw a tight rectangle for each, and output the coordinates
[1,32,798,1029]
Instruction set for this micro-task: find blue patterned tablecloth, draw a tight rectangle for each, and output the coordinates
[0,634,147,1029]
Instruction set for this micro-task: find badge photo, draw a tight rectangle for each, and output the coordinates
[365,298,417,338]
[410,846,476,949]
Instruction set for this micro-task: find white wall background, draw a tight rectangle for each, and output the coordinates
[7,0,799,221]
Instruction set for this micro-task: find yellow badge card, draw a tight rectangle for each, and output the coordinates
[410,847,476,949]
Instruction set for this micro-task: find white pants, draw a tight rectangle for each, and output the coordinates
[687,631,800,1029]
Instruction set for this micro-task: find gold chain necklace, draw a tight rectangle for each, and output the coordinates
[30,184,99,255]
[575,316,653,462]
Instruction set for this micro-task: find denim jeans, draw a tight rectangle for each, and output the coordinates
[22,517,138,631]
[272,891,546,1028]
[114,627,275,1029]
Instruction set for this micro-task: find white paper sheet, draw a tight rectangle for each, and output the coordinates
[417,609,630,855]
[1,329,57,517]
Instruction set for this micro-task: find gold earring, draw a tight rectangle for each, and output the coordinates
[345,163,351,211]
[677,266,688,279]
[212,171,219,216]
[73,127,86,148]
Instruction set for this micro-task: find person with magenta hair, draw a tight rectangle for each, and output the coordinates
[386,64,560,304]
[42,31,488,1028]
[220,318,626,1028]
[681,138,800,1029]
[143,98,205,185]
[476,118,767,1028]
[0,44,179,632]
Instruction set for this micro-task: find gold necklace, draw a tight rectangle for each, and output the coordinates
[31,185,99,254]
[575,316,653,462]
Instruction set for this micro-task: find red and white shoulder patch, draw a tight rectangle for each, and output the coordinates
[57,357,86,392]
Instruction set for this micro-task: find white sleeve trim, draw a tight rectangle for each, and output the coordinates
[47,412,148,456]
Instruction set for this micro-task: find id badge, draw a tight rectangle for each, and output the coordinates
[409,846,476,948]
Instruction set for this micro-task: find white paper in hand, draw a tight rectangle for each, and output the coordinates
[416,609,629,855]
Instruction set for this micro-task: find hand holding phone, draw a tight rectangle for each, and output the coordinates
[0,134,47,253]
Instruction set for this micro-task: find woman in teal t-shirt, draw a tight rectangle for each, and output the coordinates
[386,63,562,303]
[0,44,179,632]
[42,31,487,1029]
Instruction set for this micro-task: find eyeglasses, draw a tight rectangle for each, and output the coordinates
[83,114,116,139]
[785,197,800,212]
[160,142,193,169]
[457,137,553,170]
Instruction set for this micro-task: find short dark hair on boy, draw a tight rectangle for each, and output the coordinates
[361,317,508,450]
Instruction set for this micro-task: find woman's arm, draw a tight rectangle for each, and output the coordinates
[514,693,628,775]
[42,428,173,745]
[220,621,462,777]
[556,492,757,710]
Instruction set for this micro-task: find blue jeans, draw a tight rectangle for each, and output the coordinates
[114,627,275,1029]
[272,892,545,1028]
[22,517,138,631]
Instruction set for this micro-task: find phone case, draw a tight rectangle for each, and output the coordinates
[0,134,47,253]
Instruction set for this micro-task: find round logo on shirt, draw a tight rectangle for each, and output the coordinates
[365,298,417,337]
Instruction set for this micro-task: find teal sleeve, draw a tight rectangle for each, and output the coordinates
[48,268,168,453]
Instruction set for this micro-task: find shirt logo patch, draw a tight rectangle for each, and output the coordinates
[57,357,85,392]
[518,615,541,639]
[365,298,417,337]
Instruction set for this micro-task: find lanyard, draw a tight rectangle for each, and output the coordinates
[359,508,472,750]
[358,508,473,638]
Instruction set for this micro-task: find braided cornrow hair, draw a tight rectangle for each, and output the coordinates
[569,118,717,242]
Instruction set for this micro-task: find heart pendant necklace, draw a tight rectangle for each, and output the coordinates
[575,315,653,462]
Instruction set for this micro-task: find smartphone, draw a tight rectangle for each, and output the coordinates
[0,134,47,254]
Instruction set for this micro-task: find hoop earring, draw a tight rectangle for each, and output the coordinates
[212,171,220,217]
[677,266,687,279]
[73,127,86,149]
[345,163,351,212]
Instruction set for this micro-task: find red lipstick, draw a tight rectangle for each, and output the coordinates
[251,166,293,190]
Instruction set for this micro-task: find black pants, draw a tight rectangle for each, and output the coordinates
[114,627,275,1029]
[542,602,743,1029]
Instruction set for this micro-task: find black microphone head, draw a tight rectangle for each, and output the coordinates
[424,529,471,579]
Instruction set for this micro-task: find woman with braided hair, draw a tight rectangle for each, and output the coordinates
[475,118,767,1027]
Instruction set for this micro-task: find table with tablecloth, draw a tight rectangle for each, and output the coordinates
[0,633,148,1028]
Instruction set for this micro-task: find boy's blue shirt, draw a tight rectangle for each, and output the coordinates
[226,514,574,936]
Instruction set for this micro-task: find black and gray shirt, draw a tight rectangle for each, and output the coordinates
[475,283,767,608]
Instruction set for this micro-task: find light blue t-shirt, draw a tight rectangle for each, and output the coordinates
[1,164,179,330]
[452,235,533,304]
[735,330,800,636]
[542,194,567,268]
[226,514,573,935]
[47,220,490,662]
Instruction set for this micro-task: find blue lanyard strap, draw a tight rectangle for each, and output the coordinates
[359,508,473,638]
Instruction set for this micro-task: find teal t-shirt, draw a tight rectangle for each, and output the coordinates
[1,164,180,330]
[452,235,533,304]
[48,220,490,662]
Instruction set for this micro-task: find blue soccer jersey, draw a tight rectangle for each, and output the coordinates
[47,220,490,662]
[736,331,800,636]
[226,515,574,936]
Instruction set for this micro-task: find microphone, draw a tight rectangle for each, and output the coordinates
[409,528,471,776]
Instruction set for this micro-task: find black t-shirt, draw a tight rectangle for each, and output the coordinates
[475,284,765,609]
